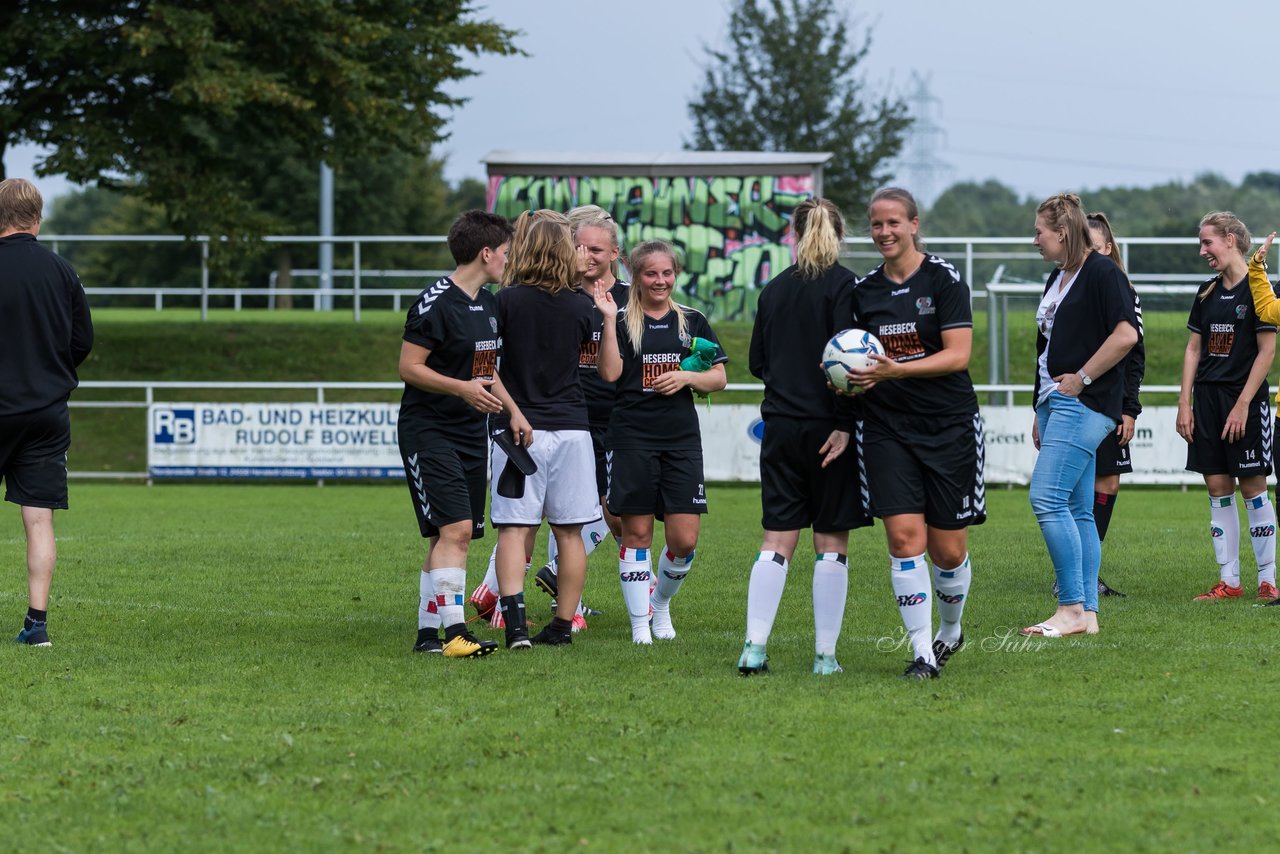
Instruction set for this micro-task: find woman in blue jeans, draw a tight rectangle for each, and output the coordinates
[1024,193,1139,638]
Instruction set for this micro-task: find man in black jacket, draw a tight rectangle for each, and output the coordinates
[0,179,94,647]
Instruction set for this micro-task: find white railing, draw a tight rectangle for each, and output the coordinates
[44,233,1244,320]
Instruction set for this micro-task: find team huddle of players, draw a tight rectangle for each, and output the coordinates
[396,190,1280,679]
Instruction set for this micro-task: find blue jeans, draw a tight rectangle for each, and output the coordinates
[1030,392,1117,611]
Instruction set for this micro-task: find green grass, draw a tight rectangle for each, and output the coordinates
[3,484,1277,850]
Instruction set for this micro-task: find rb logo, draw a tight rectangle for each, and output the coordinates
[153,408,196,444]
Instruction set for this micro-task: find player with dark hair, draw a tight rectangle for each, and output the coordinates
[489,216,621,648]
[399,209,515,658]
[608,240,727,644]
[736,196,871,677]
[1177,211,1276,603]
[1076,212,1143,599]
[0,178,94,648]
[844,187,985,679]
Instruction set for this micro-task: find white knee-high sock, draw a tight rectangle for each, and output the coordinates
[547,515,611,576]
[745,551,788,646]
[1246,492,1276,585]
[418,570,440,630]
[479,543,499,597]
[619,546,652,642]
[1210,495,1241,587]
[812,552,848,657]
[430,566,466,631]
[890,553,934,665]
[932,554,972,646]
[654,549,694,606]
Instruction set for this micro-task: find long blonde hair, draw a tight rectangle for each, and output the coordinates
[1036,193,1092,270]
[505,216,577,294]
[502,209,570,286]
[624,240,686,352]
[792,197,845,279]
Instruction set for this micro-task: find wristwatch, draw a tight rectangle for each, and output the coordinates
[1077,370,1092,387]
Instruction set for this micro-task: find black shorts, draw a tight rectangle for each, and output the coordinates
[398,424,486,540]
[759,416,872,532]
[0,401,72,510]
[590,422,609,498]
[863,411,986,530]
[1187,384,1272,478]
[1094,426,1133,476]
[605,447,707,516]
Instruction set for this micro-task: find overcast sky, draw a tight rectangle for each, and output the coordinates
[8,0,1279,209]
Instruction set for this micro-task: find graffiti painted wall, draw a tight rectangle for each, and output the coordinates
[488,174,816,320]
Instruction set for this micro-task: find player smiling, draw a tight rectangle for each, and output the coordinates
[845,187,985,680]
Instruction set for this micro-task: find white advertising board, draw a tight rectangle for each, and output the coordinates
[698,404,1208,486]
[148,402,1207,485]
[148,403,402,479]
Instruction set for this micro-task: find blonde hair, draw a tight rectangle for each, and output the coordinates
[1198,211,1254,301]
[0,178,43,232]
[1086,212,1125,273]
[868,187,925,252]
[502,209,570,286]
[505,217,577,294]
[571,209,623,280]
[1036,193,1093,270]
[792,197,844,279]
[624,240,687,352]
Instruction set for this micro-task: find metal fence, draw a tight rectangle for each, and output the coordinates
[47,232,1233,320]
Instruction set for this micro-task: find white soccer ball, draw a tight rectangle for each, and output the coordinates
[822,328,885,394]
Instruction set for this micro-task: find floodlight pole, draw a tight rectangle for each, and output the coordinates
[319,122,335,311]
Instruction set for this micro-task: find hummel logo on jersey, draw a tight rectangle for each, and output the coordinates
[468,304,485,312]
[891,287,910,296]
[415,281,450,316]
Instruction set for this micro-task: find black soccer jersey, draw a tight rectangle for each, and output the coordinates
[606,305,728,451]
[851,255,978,418]
[750,263,858,424]
[578,280,630,427]
[399,276,499,443]
[1187,276,1277,386]
[495,283,595,431]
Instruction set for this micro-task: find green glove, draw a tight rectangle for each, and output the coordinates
[680,336,719,402]
[680,336,719,372]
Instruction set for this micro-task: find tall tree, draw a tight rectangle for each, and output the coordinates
[0,1,518,254]
[686,0,911,213]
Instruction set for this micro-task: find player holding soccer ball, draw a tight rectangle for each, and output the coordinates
[736,197,873,676]
[845,188,985,680]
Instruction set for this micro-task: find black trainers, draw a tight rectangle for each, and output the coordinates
[505,625,532,650]
[412,630,443,654]
[1098,577,1126,597]
[901,657,939,680]
[533,564,558,600]
[15,621,51,647]
[531,625,572,646]
[931,634,963,671]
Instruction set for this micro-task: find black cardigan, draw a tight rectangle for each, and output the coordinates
[1032,250,1139,422]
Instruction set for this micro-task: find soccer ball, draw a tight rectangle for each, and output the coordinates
[822,328,885,394]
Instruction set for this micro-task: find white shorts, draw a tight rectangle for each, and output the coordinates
[490,429,600,526]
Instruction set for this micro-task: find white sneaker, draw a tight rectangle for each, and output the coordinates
[631,622,653,645]
[650,603,676,640]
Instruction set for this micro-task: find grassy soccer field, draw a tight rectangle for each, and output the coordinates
[3,483,1276,851]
